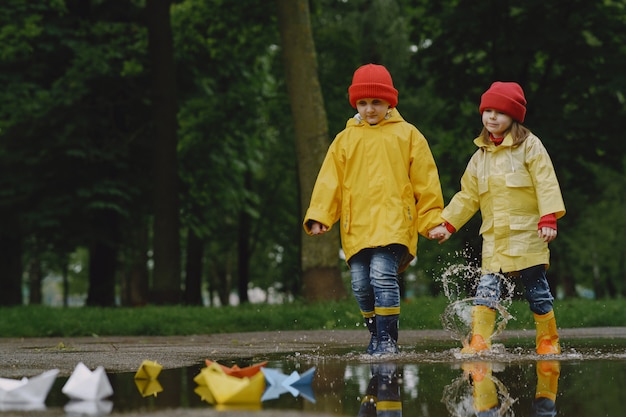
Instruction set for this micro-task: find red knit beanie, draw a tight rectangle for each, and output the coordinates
[479,81,527,123]
[348,64,398,108]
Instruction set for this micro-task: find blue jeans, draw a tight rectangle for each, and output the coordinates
[475,265,554,315]
[348,244,405,315]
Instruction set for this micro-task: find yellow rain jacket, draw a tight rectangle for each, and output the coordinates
[303,109,444,271]
[442,133,565,273]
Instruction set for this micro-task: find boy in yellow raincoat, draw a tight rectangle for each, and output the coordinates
[304,64,444,355]
[430,82,565,355]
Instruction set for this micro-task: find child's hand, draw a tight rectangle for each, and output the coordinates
[310,221,328,235]
[428,225,451,244]
[538,226,557,243]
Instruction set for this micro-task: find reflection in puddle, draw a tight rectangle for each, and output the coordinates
[11,344,626,416]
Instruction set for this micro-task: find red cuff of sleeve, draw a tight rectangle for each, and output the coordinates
[538,213,557,230]
[443,221,456,233]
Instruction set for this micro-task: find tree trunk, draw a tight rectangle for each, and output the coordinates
[146,0,181,304]
[62,261,69,307]
[237,171,252,304]
[86,240,117,306]
[120,221,150,306]
[0,224,23,306]
[27,250,42,305]
[184,228,204,305]
[276,0,346,302]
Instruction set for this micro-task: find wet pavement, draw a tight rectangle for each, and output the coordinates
[1,328,626,416]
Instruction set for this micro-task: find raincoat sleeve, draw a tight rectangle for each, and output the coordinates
[410,130,445,237]
[525,137,566,219]
[303,140,344,234]
[441,151,481,230]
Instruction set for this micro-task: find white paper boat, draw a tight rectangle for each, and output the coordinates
[64,399,114,415]
[0,369,59,404]
[0,402,46,412]
[261,367,316,402]
[62,362,113,401]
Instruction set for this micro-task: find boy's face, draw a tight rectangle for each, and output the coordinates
[482,109,513,138]
[356,98,391,125]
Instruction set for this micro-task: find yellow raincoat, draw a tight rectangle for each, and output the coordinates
[303,109,444,271]
[442,133,565,273]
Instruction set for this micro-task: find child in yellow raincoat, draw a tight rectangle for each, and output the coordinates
[304,64,444,355]
[429,82,565,355]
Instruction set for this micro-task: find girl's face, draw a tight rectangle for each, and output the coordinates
[356,98,391,125]
[482,109,513,138]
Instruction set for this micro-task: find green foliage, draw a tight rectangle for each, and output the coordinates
[1,0,625,307]
[1,298,623,337]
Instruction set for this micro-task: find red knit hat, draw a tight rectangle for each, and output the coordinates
[348,64,398,108]
[479,81,527,123]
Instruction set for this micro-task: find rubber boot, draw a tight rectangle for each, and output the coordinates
[462,362,498,413]
[535,361,560,402]
[373,363,402,416]
[532,360,560,416]
[534,310,561,355]
[364,316,378,355]
[357,371,378,417]
[372,314,399,355]
[461,306,496,354]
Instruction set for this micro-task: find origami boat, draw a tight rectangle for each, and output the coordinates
[134,360,163,397]
[64,399,114,415]
[194,362,265,405]
[134,378,163,398]
[134,360,163,380]
[0,369,59,404]
[261,366,316,402]
[204,359,267,378]
[62,362,113,401]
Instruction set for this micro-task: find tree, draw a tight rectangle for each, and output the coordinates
[146,0,181,304]
[276,0,347,301]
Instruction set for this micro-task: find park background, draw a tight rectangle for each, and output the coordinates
[1,0,624,310]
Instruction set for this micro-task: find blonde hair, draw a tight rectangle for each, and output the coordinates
[479,121,531,146]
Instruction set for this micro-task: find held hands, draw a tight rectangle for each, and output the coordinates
[538,227,557,243]
[428,224,451,244]
[309,221,328,235]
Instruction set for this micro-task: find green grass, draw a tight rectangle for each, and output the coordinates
[0,298,623,338]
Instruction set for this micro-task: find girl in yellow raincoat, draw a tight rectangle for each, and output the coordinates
[304,64,444,355]
[429,82,565,355]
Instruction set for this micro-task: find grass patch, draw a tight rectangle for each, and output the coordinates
[0,298,623,338]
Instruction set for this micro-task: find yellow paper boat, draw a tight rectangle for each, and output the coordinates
[134,360,163,380]
[134,378,163,398]
[194,362,265,405]
[204,359,267,378]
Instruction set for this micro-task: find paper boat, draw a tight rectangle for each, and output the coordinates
[134,360,163,380]
[64,399,114,415]
[133,360,163,397]
[0,369,59,404]
[62,362,113,401]
[0,402,46,412]
[194,362,265,405]
[261,367,316,402]
[204,359,267,378]
[134,378,163,398]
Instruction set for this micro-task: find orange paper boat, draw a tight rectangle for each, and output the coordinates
[194,362,265,405]
[204,359,267,378]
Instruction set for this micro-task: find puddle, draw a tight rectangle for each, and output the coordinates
[9,340,625,416]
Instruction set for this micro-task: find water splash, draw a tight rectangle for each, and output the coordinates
[437,251,517,346]
[441,362,516,417]
[441,297,514,347]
